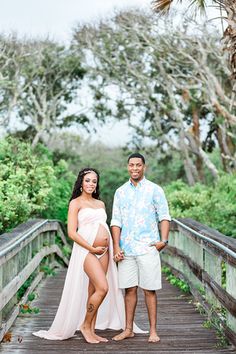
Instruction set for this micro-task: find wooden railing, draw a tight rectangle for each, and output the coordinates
[163,218,236,346]
[0,219,70,342]
[1,217,236,346]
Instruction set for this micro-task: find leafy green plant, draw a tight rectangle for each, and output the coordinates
[20,304,39,315]
[17,273,37,300]
[0,138,76,234]
[165,173,236,238]
[19,292,40,315]
[202,310,228,348]
[221,262,226,290]
[40,264,56,276]
[162,266,190,293]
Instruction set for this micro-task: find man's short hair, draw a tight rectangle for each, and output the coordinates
[127,153,145,164]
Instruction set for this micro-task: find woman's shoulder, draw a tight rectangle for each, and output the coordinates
[96,199,105,209]
[69,197,82,210]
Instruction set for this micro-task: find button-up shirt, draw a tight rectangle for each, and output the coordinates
[111,177,171,256]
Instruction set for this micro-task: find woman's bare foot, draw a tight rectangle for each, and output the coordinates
[148,331,160,343]
[92,332,108,342]
[80,325,99,344]
[112,328,134,341]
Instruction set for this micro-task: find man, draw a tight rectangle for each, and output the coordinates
[111,152,171,343]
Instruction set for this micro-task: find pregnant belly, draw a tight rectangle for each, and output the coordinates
[93,224,110,248]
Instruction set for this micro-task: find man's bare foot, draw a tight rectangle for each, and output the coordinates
[148,332,160,343]
[80,325,99,344]
[92,332,109,342]
[112,328,134,341]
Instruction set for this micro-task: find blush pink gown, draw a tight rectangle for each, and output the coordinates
[33,208,144,340]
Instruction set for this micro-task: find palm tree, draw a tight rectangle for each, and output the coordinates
[152,0,236,98]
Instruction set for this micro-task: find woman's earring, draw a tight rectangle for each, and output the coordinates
[95,189,96,193]
[80,187,83,192]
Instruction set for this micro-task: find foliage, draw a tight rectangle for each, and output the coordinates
[40,264,56,276]
[0,138,55,233]
[19,303,40,315]
[99,167,128,222]
[165,173,236,237]
[0,137,75,234]
[0,35,87,145]
[73,10,236,184]
[202,305,228,348]
[162,266,190,293]
[41,159,75,224]
[17,272,37,300]
[55,233,72,257]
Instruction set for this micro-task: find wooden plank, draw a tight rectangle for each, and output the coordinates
[1,269,235,353]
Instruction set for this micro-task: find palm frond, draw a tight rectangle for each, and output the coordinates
[152,0,174,14]
[152,0,207,14]
[189,0,207,13]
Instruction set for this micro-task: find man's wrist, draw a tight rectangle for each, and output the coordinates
[162,240,168,245]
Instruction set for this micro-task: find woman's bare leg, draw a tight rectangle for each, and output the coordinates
[80,253,108,344]
[90,252,109,342]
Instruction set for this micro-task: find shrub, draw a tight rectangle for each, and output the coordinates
[165,174,236,237]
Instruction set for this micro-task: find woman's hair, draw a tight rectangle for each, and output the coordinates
[69,167,100,202]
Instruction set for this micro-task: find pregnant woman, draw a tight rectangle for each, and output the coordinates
[33,168,143,343]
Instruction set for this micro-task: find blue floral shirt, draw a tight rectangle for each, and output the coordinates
[111,177,171,256]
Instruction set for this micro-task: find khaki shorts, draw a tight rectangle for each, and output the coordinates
[117,247,162,290]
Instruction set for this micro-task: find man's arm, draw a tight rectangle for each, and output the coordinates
[111,226,124,262]
[154,219,170,252]
[110,191,124,262]
[153,186,171,252]
[160,219,170,243]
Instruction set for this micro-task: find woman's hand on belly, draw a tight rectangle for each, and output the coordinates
[91,246,108,255]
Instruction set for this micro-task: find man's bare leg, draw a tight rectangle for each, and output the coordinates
[112,286,137,341]
[143,289,160,342]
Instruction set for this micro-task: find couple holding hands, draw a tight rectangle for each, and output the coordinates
[33,153,171,344]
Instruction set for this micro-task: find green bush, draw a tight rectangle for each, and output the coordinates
[41,159,75,223]
[165,173,236,237]
[0,138,75,234]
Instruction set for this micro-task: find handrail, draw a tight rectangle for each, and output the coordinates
[0,219,70,342]
[163,218,236,347]
[173,218,236,260]
[0,220,48,258]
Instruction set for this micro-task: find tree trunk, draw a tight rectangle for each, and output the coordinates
[216,123,236,171]
[223,0,236,104]
[32,130,43,148]
[192,107,204,181]
[179,130,198,185]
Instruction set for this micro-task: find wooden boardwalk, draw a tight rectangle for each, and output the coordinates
[1,268,236,354]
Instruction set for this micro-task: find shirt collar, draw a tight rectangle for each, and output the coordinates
[129,176,146,188]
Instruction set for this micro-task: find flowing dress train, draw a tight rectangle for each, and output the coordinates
[33,208,144,340]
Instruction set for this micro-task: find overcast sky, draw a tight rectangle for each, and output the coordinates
[0,0,154,145]
[0,0,151,42]
[0,0,223,146]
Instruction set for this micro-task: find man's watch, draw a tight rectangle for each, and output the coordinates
[163,240,168,245]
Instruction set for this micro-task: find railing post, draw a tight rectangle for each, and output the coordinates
[226,264,236,331]
[0,264,2,328]
[204,249,222,307]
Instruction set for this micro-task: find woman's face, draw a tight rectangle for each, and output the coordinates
[82,172,97,195]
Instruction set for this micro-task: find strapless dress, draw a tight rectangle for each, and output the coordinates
[33,208,144,340]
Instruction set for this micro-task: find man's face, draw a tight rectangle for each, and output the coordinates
[128,157,145,182]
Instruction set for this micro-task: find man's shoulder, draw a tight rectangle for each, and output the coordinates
[115,181,130,194]
[145,179,164,193]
